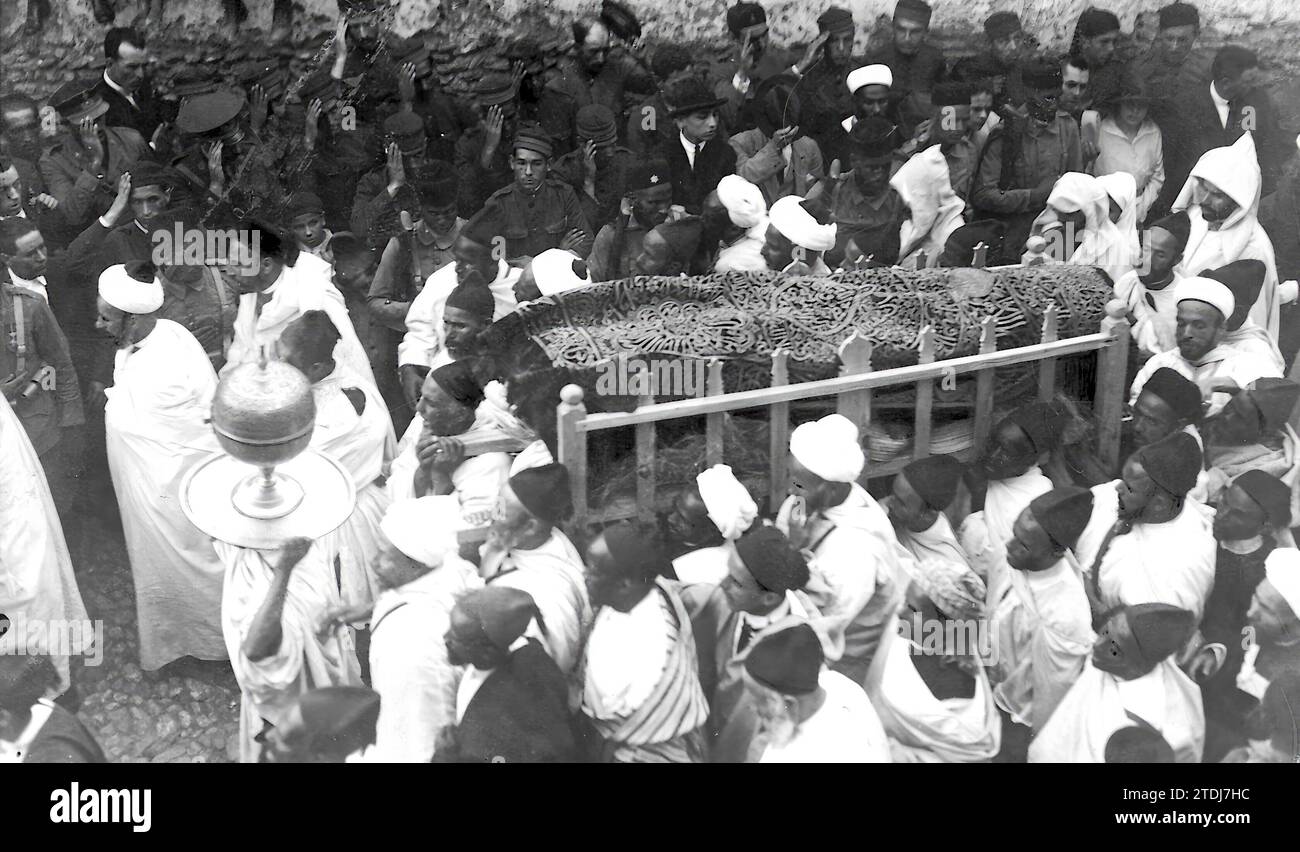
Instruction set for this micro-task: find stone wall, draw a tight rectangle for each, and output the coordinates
[4,0,1300,133]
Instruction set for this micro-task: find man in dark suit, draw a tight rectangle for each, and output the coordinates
[662,76,737,215]
[94,27,172,145]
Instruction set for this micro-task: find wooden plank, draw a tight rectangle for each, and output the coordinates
[1037,301,1059,402]
[768,349,790,514]
[634,360,656,523]
[576,331,1114,431]
[912,326,936,460]
[555,384,589,524]
[972,316,997,455]
[1093,300,1132,475]
[704,358,725,467]
[836,331,873,432]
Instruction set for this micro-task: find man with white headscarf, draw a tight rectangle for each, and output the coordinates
[97,261,228,672]
[665,463,759,586]
[714,174,769,273]
[1131,276,1281,417]
[775,413,910,684]
[362,495,481,762]
[1173,133,1281,341]
[762,195,836,274]
[1029,172,1131,282]
[890,143,965,268]
[1097,171,1140,271]
[513,249,593,305]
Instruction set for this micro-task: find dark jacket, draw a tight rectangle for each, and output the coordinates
[94,72,174,142]
[663,134,737,215]
[474,178,594,261]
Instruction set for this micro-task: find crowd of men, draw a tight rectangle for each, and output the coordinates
[3,0,1300,763]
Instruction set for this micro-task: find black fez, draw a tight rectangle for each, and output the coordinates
[1247,378,1300,433]
[444,280,494,322]
[848,115,897,163]
[457,586,541,652]
[1158,2,1200,30]
[901,454,965,511]
[297,686,381,756]
[1202,259,1266,331]
[626,157,671,193]
[745,623,823,695]
[1105,725,1175,763]
[602,521,671,583]
[1233,469,1292,528]
[430,361,484,408]
[1076,8,1121,38]
[284,191,325,219]
[509,463,573,526]
[127,159,173,191]
[1127,602,1197,669]
[1029,486,1094,552]
[1148,210,1191,252]
[1006,401,1063,455]
[1139,367,1203,422]
[1136,431,1202,497]
[735,525,809,592]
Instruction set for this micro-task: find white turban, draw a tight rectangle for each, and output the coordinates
[716,174,767,229]
[1265,548,1300,620]
[1176,276,1235,322]
[530,248,591,296]
[97,263,163,314]
[695,464,758,540]
[381,495,460,567]
[768,195,837,252]
[846,64,892,94]
[789,413,864,482]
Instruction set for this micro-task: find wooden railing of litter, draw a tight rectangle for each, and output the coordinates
[556,297,1132,528]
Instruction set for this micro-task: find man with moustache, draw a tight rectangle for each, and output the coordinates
[94,27,173,143]
[1113,211,1191,358]
[864,0,946,131]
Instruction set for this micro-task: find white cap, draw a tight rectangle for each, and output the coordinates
[97,263,164,314]
[1175,276,1235,322]
[846,64,892,94]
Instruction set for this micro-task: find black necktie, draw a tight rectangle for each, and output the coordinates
[737,620,757,654]
[694,142,704,171]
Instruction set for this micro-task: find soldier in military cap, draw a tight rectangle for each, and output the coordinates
[282,71,374,235]
[350,110,438,244]
[588,156,673,281]
[471,123,594,265]
[391,35,470,166]
[454,71,525,214]
[542,13,656,143]
[38,78,151,232]
[551,104,636,231]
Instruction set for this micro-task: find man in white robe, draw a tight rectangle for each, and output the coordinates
[1030,603,1203,762]
[956,403,1058,609]
[745,623,891,763]
[361,496,481,762]
[1202,259,1285,374]
[478,463,593,688]
[1029,172,1131,283]
[580,522,711,763]
[0,394,89,695]
[775,414,909,685]
[278,310,397,610]
[1113,211,1189,358]
[1097,171,1140,273]
[96,263,227,671]
[1202,378,1300,522]
[713,175,768,273]
[986,487,1095,758]
[665,464,758,586]
[1172,132,1280,341]
[1076,432,1216,623]
[884,454,976,596]
[218,536,362,763]
[218,223,377,390]
[388,361,511,527]
[891,144,964,269]
[1130,276,1281,417]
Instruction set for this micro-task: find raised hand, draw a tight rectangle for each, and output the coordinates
[398,62,418,104]
[249,83,269,133]
[275,536,314,573]
[106,171,132,224]
[304,98,323,148]
[483,104,504,155]
[386,141,406,190]
[78,116,104,171]
[794,32,830,76]
[772,125,799,149]
[560,228,586,252]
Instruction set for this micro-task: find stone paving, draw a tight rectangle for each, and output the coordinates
[67,512,241,763]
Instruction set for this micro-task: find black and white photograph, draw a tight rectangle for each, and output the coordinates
[0,0,1296,804]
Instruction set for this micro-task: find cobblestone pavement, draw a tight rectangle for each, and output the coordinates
[66,510,241,764]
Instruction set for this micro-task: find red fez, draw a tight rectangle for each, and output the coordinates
[735,525,809,592]
[901,454,965,511]
[509,463,572,526]
[1029,486,1094,552]
[745,623,823,695]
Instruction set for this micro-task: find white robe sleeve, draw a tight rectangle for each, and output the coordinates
[368,605,460,762]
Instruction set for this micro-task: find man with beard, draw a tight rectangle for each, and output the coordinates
[1206,260,1285,375]
[1173,134,1282,341]
[96,261,227,673]
[360,495,480,762]
[711,3,795,133]
[956,402,1058,608]
[1131,276,1281,418]
[473,123,593,265]
[543,15,655,141]
[39,79,150,231]
[1075,432,1216,624]
[663,76,736,215]
[588,158,673,281]
[970,61,1083,256]
[663,464,758,586]
[66,164,173,280]
[579,521,711,762]
[479,463,593,691]
[1114,211,1190,358]
[986,487,1094,759]
[1030,603,1203,762]
[94,27,172,143]
[1199,470,1289,759]
[951,12,1028,122]
[397,221,521,406]
[729,75,823,207]
[435,587,579,763]
[630,217,703,277]
[1070,8,1124,113]
[864,0,946,132]
[745,622,891,762]
[820,116,905,265]
[712,175,768,273]
[1201,378,1300,516]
